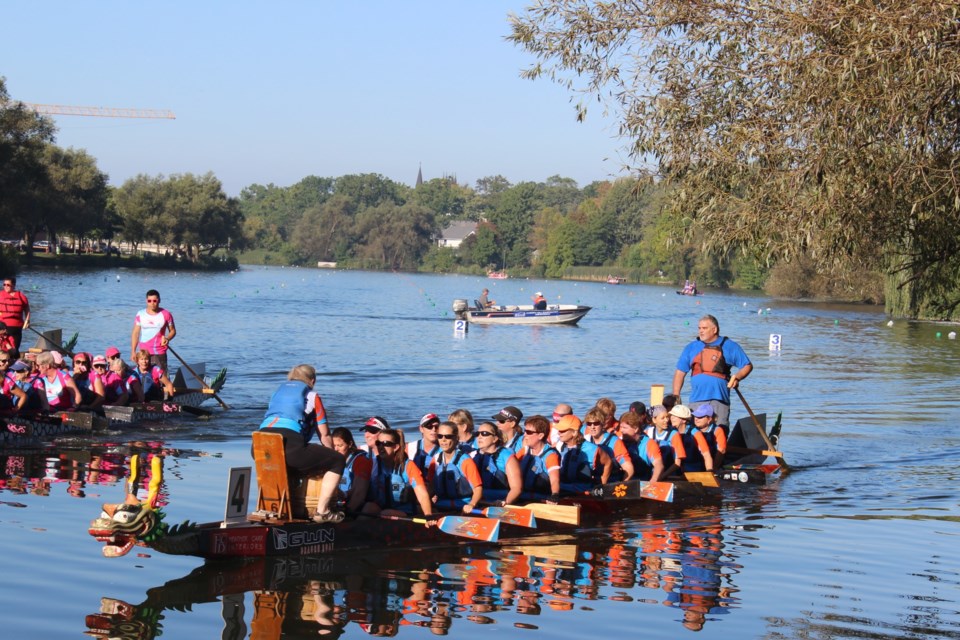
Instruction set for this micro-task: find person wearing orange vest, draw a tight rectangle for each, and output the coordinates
[0,277,30,356]
[672,314,751,431]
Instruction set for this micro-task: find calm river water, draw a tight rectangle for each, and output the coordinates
[1,266,959,639]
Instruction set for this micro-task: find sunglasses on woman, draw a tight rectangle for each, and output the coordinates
[376,440,399,449]
[437,433,456,440]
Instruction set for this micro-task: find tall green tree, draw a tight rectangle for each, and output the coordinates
[37,145,110,247]
[510,0,960,318]
[488,182,542,268]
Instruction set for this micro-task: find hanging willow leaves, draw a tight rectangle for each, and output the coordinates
[509,0,960,318]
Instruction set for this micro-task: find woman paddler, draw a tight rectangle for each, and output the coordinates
[256,364,346,524]
[518,415,561,502]
[362,427,433,517]
[432,421,483,513]
[35,351,82,410]
[473,420,523,506]
[133,349,176,401]
[330,427,371,515]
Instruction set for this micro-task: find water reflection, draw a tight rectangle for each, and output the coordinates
[82,506,750,638]
[0,442,218,500]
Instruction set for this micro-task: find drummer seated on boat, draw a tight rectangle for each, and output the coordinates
[473,421,523,506]
[257,364,346,524]
[518,415,561,502]
[35,351,82,411]
[362,428,433,517]
[432,421,483,514]
[133,349,176,401]
[618,410,665,482]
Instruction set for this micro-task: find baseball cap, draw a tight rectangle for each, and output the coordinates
[362,416,389,432]
[10,360,29,372]
[419,413,440,428]
[492,406,522,422]
[555,414,582,432]
[92,355,107,366]
[105,346,121,358]
[670,405,692,419]
[51,351,64,366]
[692,404,715,418]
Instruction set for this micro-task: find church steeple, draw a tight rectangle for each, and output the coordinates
[416,163,423,188]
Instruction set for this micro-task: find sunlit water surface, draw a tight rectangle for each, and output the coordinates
[1,266,958,639]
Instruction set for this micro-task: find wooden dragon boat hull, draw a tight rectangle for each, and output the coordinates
[88,413,785,560]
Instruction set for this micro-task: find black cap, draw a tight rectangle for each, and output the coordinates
[492,406,522,422]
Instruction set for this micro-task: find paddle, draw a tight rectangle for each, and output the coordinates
[683,471,720,488]
[378,514,500,542]
[734,387,788,469]
[166,346,229,410]
[470,506,536,528]
[591,479,676,503]
[513,502,581,525]
[0,500,27,508]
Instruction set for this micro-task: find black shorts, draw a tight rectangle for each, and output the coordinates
[256,427,345,476]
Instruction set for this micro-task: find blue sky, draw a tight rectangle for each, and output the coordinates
[1,2,628,196]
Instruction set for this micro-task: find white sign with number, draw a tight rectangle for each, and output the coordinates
[454,319,467,337]
[768,333,782,351]
[223,466,251,527]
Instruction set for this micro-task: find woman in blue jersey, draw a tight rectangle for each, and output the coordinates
[256,364,346,523]
[432,421,483,513]
[473,421,523,506]
[518,415,561,501]
[363,428,433,517]
[331,427,372,515]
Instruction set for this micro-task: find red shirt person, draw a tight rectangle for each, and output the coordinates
[0,277,30,355]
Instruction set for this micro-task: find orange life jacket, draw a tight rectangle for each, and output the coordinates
[691,337,730,379]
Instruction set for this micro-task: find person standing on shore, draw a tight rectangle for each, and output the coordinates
[672,314,752,431]
[0,277,30,356]
[130,289,176,374]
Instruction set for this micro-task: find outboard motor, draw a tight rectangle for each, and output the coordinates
[452,299,468,320]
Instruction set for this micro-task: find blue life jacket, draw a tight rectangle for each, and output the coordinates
[559,442,595,493]
[435,451,474,507]
[681,429,707,472]
[339,450,367,495]
[258,380,311,442]
[476,447,512,500]
[626,436,657,479]
[370,458,415,514]
[411,439,441,477]
[653,427,680,469]
[505,432,524,455]
[520,446,559,496]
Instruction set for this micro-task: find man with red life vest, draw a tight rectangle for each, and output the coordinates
[672,314,752,432]
[0,277,30,356]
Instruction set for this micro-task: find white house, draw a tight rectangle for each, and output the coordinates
[437,221,477,249]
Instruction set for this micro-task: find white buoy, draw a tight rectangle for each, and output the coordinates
[949,331,957,340]
[743,302,747,306]
[116,275,120,282]
[757,309,763,315]
[887,320,894,327]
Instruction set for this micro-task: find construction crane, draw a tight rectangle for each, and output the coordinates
[22,103,175,119]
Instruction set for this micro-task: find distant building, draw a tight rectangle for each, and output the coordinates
[437,221,477,249]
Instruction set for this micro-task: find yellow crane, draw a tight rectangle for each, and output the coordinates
[22,103,175,119]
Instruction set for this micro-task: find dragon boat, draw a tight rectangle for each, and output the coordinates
[88,413,784,560]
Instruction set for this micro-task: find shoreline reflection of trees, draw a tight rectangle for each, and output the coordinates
[82,505,769,638]
[0,443,214,500]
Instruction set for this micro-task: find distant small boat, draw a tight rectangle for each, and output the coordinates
[676,289,701,296]
[606,276,626,285]
[487,271,508,280]
[453,299,590,326]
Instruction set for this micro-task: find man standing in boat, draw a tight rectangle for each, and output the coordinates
[130,289,176,374]
[672,314,752,432]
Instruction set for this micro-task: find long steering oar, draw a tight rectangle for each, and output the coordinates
[379,514,500,542]
[166,345,229,410]
[734,387,788,469]
[470,505,536,528]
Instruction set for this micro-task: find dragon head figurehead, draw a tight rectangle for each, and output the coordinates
[89,453,168,558]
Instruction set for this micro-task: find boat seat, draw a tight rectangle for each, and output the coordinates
[475,299,485,310]
[251,431,293,522]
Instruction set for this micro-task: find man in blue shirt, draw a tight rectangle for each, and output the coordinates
[672,314,752,431]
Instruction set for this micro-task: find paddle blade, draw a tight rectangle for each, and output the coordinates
[684,471,720,488]
[436,516,500,542]
[519,502,581,525]
[480,506,536,528]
